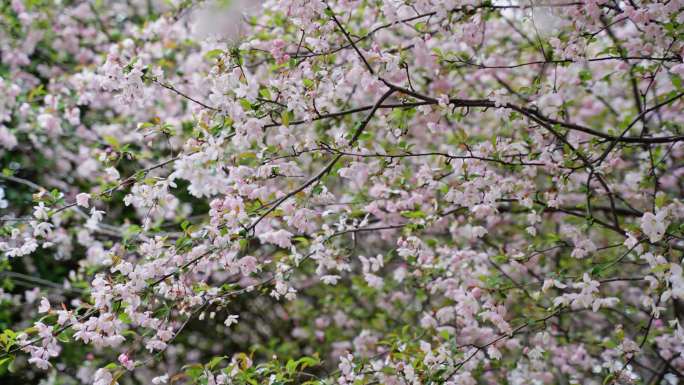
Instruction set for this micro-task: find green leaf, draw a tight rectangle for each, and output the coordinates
[259,87,271,99]
[400,210,426,219]
[238,152,257,160]
[103,135,121,150]
[180,220,190,231]
[0,355,14,371]
[603,374,615,385]
[295,356,319,370]
[281,110,294,127]
[207,355,226,370]
[118,312,132,323]
[312,184,323,195]
[579,69,592,82]
[285,358,297,374]
[204,49,223,60]
[239,99,252,110]
[183,363,204,379]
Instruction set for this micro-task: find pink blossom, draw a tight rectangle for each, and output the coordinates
[76,193,91,208]
[38,297,50,313]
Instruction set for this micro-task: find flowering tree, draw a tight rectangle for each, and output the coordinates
[1,0,684,383]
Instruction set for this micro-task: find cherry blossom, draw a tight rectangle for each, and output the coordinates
[1,0,684,384]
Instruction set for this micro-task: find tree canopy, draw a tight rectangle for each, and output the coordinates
[1,0,684,384]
